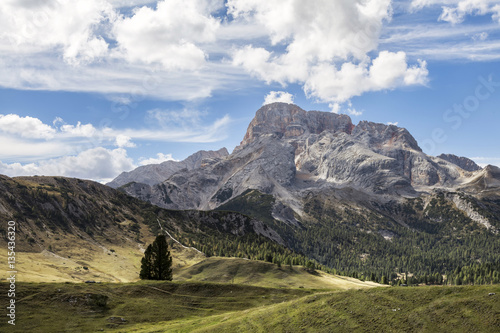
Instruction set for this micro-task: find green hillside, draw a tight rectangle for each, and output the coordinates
[0,281,311,332]
[117,285,500,333]
[218,189,500,284]
[175,257,380,289]
[2,281,496,332]
[0,175,312,282]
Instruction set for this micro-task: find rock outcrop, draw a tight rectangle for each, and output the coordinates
[113,103,498,219]
[107,148,228,188]
[237,103,354,148]
[438,154,482,172]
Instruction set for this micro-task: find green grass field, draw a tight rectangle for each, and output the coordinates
[0,280,312,332]
[174,257,380,289]
[120,285,500,333]
[1,279,498,332]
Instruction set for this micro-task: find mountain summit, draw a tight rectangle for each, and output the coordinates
[238,103,354,148]
[6,103,499,285]
[114,103,492,215]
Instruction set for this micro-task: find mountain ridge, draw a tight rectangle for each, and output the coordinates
[109,103,500,279]
[107,147,229,188]
[116,103,493,213]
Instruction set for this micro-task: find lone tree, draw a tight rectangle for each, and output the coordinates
[140,235,173,280]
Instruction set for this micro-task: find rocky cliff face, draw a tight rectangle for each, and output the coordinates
[238,103,354,148]
[114,103,499,221]
[438,154,482,172]
[107,148,228,188]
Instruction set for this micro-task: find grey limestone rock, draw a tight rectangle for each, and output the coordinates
[438,153,482,172]
[114,103,491,218]
[107,148,228,188]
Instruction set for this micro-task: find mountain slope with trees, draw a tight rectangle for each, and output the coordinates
[113,103,500,285]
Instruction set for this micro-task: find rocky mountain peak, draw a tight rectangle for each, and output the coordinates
[239,103,354,148]
[352,121,422,152]
[438,153,481,172]
[107,148,229,188]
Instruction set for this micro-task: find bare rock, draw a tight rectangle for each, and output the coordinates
[438,153,482,172]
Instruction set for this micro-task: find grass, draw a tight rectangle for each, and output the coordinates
[119,285,500,333]
[175,257,380,290]
[0,281,312,332]
[0,240,205,283]
[0,278,498,332]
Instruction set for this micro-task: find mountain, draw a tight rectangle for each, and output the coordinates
[0,174,296,282]
[117,103,492,211]
[114,103,500,279]
[107,148,229,188]
[438,153,482,172]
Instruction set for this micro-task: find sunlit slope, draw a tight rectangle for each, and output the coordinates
[175,257,380,289]
[120,285,500,333]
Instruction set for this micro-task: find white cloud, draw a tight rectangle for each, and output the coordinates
[410,0,500,24]
[112,0,221,70]
[228,0,392,60]
[263,91,294,105]
[381,22,500,60]
[139,153,176,166]
[0,147,135,182]
[0,114,56,139]
[0,113,231,162]
[493,4,500,22]
[303,51,428,104]
[108,0,156,8]
[472,31,489,40]
[330,101,363,116]
[471,157,500,168]
[60,122,97,137]
[230,0,427,107]
[145,108,207,129]
[0,0,114,64]
[0,134,74,162]
[115,134,136,148]
[387,121,399,126]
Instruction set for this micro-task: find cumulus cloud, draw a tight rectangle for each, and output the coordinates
[303,51,428,104]
[228,0,391,60]
[230,0,428,108]
[115,134,136,148]
[0,0,434,107]
[263,91,294,105]
[112,0,221,70]
[0,147,135,182]
[60,122,97,137]
[0,0,114,64]
[0,114,56,139]
[139,153,176,166]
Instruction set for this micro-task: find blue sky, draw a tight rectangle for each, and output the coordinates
[0,0,499,182]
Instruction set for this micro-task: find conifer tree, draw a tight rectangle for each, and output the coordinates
[139,244,153,280]
[140,235,173,280]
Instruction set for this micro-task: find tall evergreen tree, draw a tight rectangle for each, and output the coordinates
[140,235,173,280]
[139,244,153,280]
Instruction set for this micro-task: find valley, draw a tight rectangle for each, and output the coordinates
[1,103,499,332]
